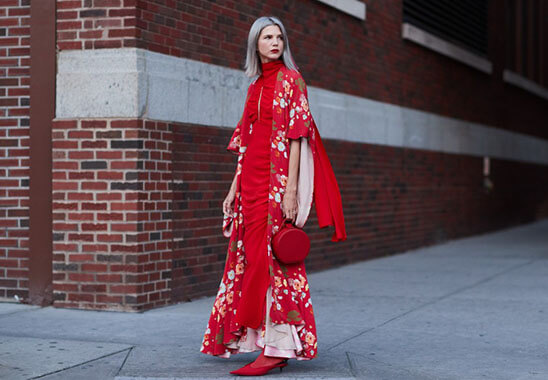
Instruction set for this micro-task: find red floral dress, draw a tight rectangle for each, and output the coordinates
[200,61,335,360]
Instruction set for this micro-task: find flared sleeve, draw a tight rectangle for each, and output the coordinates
[227,120,243,154]
[287,73,312,140]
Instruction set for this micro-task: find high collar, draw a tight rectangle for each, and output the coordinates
[260,58,284,77]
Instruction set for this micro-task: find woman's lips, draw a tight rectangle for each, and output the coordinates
[271,49,279,53]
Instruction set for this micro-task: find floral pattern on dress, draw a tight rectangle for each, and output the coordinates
[200,67,318,360]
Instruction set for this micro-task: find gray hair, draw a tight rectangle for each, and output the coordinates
[244,16,299,77]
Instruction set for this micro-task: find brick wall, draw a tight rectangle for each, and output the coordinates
[4,0,544,307]
[172,124,548,301]
[51,118,173,311]
[57,0,137,50]
[55,0,547,139]
[171,124,235,300]
[0,0,30,301]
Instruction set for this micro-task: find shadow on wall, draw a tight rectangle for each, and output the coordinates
[536,196,548,219]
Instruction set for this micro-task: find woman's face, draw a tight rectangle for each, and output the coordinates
[257,25,284,63]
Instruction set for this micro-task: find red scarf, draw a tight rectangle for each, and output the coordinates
[310,120,347,242]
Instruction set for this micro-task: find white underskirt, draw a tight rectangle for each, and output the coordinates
[220,286,308,360]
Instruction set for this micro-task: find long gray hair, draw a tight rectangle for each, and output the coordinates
[244,16,299,77]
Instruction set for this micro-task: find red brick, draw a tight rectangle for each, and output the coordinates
[81,223,108,231]
[81,182,108,190]
[68,293,94,302]
[69,151,94,159]
[69,254,95,262]
[68,130,93,139]
[81,244,109,252]
[96,234,123,242]
[81,263,108,272]
[81,284,106,292]
[68,212,94,221]
[54,283,79,292]
[68,273,95,282]
[96,274,123,282]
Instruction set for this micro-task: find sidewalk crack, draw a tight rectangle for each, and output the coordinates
[26,347,134,379]
[114,346,133,377]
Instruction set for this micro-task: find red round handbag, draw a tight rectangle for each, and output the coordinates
[272,219,310,264]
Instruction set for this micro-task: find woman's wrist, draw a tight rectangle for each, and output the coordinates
[285,184,297,194]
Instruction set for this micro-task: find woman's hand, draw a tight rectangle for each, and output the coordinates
[282,189,298,223]
[223,171,238,216]
[223,189,236,217]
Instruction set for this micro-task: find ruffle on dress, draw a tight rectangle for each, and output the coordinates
[218,286,310,360]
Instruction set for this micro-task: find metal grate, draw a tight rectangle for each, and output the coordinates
[403,0,488,56]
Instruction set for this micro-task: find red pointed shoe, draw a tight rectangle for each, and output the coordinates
[229,359,288,376]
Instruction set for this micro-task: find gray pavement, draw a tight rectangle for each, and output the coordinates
[1,219,547,380]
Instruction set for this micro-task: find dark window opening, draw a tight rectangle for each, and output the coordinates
[403,0,488,57]
[505,0,546,87]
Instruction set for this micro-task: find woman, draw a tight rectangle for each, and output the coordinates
[200,16,346,376]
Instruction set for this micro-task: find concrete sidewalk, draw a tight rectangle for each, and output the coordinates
[1,219,547,380]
